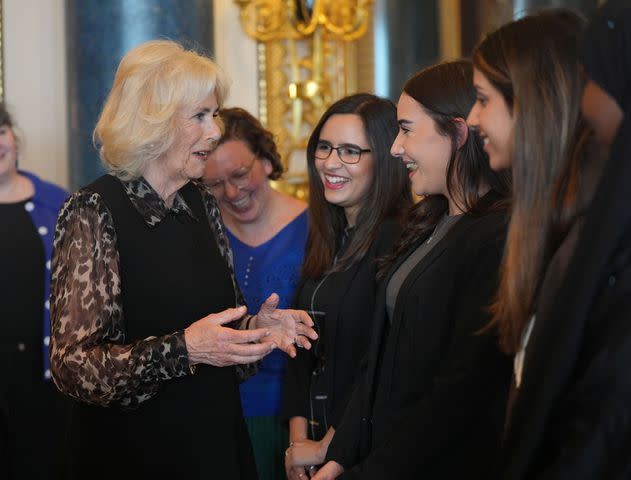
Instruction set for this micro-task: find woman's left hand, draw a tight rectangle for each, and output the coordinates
[254,293,318,357]
[311,461,344,480]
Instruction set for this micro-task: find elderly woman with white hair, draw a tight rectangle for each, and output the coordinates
[49,40,316,480]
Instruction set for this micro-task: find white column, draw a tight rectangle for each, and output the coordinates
[212,0,258,115]
[4,0,68,189]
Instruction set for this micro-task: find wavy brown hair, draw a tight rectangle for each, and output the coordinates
[302,93,413,278]
[379,60,510,276]
[474,10,593,353]
[215,107,284,180]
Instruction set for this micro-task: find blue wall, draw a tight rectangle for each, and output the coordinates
[66,0,214,189]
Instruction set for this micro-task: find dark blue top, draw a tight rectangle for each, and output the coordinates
[228,210,308,417]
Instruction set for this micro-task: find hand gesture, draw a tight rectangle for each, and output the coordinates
[184,306,275,366]
[255,293,318,357]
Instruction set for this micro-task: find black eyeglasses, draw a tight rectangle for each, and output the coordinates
[314,142,371,165]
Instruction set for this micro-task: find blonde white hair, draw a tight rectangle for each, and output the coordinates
[94,39,229,180]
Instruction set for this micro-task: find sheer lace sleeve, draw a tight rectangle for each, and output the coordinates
[49,190,191,409]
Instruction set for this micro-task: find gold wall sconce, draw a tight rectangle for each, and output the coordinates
[234,0,375,198]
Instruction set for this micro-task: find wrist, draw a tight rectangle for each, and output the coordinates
[182,328,199,374]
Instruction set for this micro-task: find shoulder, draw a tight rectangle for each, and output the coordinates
[22,170,69,210]
[459,210,508,249]
[374,217,404,255]
[280,190,307,215]
[56,187,112,235]
[274,190,308,229]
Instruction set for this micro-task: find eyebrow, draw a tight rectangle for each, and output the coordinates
[317,140,365,149]
[398,119,413,127]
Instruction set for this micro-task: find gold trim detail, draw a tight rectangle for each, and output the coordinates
[234,0,374,196]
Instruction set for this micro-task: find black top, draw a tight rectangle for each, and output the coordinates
[0,200,66,479]
[62,175,256,480]
[282,220,402,438]
[0,200,44,370]
[327,202,512,479]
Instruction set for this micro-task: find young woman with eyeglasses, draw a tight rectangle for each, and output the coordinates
[282,93,412,480]
[202,107,308,480]
[311,60,512,480]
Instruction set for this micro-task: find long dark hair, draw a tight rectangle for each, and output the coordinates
[302,93,412,278]
[379,60,510,276]
[473,10,592,353]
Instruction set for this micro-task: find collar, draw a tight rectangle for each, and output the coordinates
[120,176,198,227]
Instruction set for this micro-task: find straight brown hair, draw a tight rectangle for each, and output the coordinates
[379,60,510,276]
[473,10,593,353]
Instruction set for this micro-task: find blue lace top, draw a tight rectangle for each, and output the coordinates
[228,209,309,417]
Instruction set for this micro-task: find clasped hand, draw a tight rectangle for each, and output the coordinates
[184,293,317,367]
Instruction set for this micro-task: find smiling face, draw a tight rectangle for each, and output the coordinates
[0,123,18,180]
[390,93,452,198]
[468,68,514,170]
[314,114,374,225]
[203,139,273,225]
[161,93,222,183]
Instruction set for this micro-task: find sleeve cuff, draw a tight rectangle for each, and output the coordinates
[153,330,193,379]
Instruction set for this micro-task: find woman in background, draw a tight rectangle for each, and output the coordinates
[468,5,631,478]
[203,107,307,480]
[283,93,412,479]
[314,60,511,479]
[0,104,67,479]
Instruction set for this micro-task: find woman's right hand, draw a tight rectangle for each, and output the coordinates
[184,306,276,367]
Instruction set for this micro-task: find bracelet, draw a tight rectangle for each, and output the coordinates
[245,314,256,330]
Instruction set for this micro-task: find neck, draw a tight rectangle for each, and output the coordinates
[0,170,32,203]
[446,184,491,216]
[344,205,359,227]
[143,163,187,208]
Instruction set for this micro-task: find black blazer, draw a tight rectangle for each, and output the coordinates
[282,220,402,430]
[499,100,631,479]
[327,207,512,479]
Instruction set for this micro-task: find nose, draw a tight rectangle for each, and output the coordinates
[390,132,404,157]
[224,181,241,199]
[323,152,342,170]
[206,118,222,143]
[467,102,480,128]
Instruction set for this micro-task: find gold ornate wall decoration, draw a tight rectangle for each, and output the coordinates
[234,0,374,198]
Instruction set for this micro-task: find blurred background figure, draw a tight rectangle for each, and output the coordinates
[0,103,68,479]
[203,107,308,480]
[283,93,412,479]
